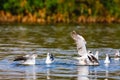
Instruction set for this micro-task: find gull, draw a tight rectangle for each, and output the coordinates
[114,50,120,60]
[71,31,99,65]
[14,54,37,65]
[104,54,110,64]
[45,53,54,64]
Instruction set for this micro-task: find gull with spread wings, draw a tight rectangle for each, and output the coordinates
[71,31,99,65]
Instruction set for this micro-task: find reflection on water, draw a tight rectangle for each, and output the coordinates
[104,64,109,80]
[25,65,36,80]
[46,68,50,80]
[0,24,120,80]
[77,66,89,80]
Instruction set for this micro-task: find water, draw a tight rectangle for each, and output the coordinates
[0,23,120,80]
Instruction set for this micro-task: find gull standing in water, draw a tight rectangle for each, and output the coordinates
[14,54,37,65]
[71,31,99,65]
[45,53,54,64]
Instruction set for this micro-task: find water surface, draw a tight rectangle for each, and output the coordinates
[0,24,120,80]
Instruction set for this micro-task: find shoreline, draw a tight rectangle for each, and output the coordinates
[0,11,120,24]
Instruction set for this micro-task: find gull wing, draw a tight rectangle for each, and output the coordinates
[88,54,99,63]
[71,31,88,57]
[14,55,29,61]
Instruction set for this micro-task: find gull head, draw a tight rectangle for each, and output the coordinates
[30,54,38,59]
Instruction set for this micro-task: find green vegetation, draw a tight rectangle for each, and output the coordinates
[0,0,120,23]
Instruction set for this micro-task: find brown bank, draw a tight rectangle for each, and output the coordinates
[0,10,120,24]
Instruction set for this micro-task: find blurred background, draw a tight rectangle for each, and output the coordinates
[0,0,120,24]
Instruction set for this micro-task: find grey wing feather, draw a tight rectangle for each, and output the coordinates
[14,56,28,61]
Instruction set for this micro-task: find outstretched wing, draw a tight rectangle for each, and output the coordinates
[71,31,88,57]
[71,31,86,44]
[88,54,99,63]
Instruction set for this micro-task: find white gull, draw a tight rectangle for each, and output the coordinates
[114,50,120,60]
[104,54,110,64]
[14,54,37,65]
[45,53,54,64]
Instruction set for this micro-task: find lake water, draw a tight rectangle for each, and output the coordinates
[0,23,120,80]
